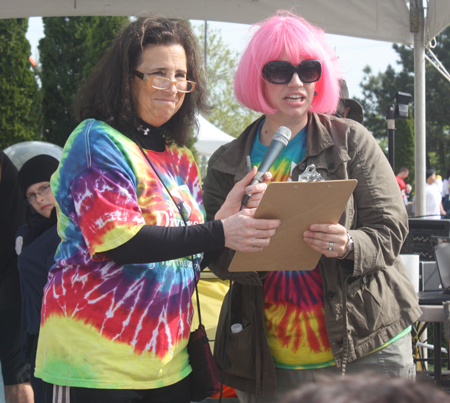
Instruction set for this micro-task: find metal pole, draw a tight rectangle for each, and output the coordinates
[204,20,207,76]
[434,322,442,387]
[386,104,396,171]
[413,1,426,217]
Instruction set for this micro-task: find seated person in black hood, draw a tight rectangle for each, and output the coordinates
[0,149,32,403]
[16,154,60,403]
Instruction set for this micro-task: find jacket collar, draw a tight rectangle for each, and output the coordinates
[305,113,336,158]
[213,113,337,180]
[212,116,265,180]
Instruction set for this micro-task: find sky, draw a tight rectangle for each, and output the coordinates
[26,17,402,100]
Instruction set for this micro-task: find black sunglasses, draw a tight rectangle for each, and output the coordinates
[263,60,322,84]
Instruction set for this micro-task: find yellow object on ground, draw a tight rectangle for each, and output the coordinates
[191,272,229,348]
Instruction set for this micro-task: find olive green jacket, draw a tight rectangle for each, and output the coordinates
[202,113,422,397]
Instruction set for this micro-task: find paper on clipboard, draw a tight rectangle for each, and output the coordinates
[228,179,357,272]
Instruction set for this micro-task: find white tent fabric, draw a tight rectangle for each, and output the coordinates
[428,0,450,45]
[1,0,449,47]
[194,115,235,157]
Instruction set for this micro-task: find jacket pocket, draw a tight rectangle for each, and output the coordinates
[214,288,257,381]
[226,322,256,380]
[346,274,384,337]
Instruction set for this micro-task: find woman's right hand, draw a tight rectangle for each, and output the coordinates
[221,208,280,253]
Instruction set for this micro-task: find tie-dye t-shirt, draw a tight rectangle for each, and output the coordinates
[250,124,335,369]
[35,119,204,389]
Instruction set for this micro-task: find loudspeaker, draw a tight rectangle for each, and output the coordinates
[420,261,441,291]
[401,219,450,261]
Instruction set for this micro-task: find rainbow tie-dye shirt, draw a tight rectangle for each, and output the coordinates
[35,119,204,389]
[250,123,335,369]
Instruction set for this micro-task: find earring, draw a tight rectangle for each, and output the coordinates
[314,91,317,96]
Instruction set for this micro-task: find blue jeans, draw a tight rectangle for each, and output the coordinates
[236,333,415,403]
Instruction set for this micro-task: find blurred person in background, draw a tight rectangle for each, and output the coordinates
[334,79,364,123]
[0,150,33,403]
[426,169,446,218]
[395,167,411,206]
[283,373,450,403]
[441,168,450,212]
[15,155,60,403]
[413,169,446,219]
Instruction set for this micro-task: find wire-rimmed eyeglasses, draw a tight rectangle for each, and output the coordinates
[26,184,52,205]
[134,71,196,93]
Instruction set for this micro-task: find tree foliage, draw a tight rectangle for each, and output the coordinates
[83,16,129,79]
[39,16,128,147]
[0,18,40,149]
[194,24,260,138]
[395,107,415,186]
[357,26,450,176]
[39,17,94,147]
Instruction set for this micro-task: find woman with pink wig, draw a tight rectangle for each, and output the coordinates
[203,10,420,402]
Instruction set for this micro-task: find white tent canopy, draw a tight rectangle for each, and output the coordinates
[1,0,449,47]
[194,115,235,157]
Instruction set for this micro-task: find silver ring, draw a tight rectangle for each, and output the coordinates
[328,242,333,252]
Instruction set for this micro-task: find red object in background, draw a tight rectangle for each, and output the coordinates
[210,385,238,398]
[29,56,37,67]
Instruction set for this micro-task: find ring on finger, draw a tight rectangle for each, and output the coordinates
[328,242,333,252]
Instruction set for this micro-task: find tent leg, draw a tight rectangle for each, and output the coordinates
[201,155,207,179]
[413,0,426,217]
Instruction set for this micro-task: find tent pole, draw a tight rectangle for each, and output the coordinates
[413,1,426,218]
[201,155,207,179]
[204,20,207,76]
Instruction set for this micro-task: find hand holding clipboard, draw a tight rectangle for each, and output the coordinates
[228,179,357,272]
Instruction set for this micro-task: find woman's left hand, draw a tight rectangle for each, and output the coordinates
[303,223,349,258]
[215,166,271,220]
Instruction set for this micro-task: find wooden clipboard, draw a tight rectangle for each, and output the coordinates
[228,179,357,272]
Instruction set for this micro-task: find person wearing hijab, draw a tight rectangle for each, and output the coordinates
[16,154,60,403]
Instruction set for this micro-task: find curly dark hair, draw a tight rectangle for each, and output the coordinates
[74,16,208,147]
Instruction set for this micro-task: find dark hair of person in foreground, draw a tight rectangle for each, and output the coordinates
[284,373,450,403]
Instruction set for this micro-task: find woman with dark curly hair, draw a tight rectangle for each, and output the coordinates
[34,16,279,403]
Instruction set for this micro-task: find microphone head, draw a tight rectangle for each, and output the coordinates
[272,126,291,147]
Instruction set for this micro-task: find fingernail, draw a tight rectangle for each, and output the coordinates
[246,186,252,193]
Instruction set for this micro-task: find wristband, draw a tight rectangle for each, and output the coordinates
[337,231,354,260]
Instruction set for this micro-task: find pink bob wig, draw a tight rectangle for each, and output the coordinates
[235,10,342,115]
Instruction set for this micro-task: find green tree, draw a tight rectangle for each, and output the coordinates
[195,24,260,138]
[0,18,40,148]
[358,26,450,175]
[394,107,415,186]
[39,17,94,147]
[39,17,129,147]
[83,16,129,79]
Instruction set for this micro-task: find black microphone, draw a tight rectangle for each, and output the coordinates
[242,126,291,206]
